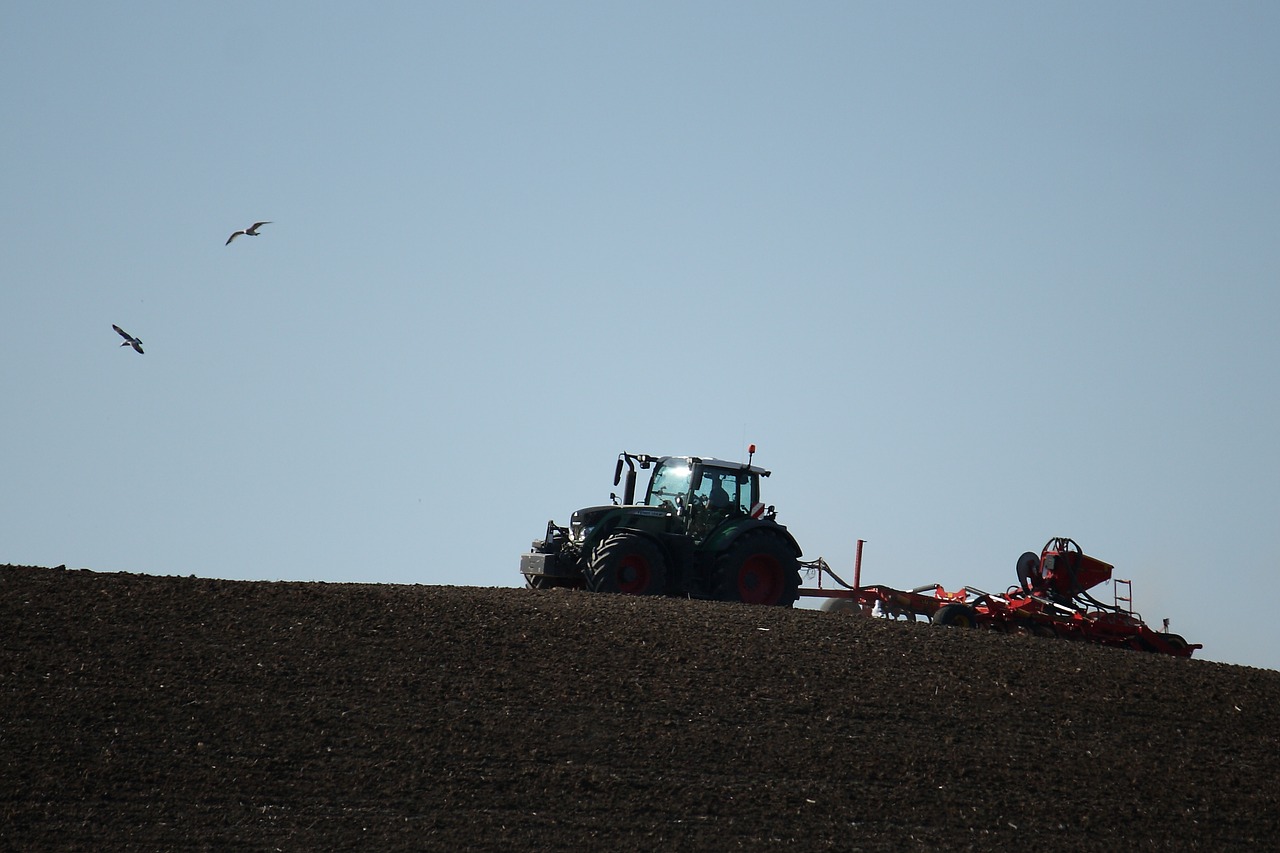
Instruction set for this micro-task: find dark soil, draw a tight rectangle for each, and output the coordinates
[3,564,1278,851]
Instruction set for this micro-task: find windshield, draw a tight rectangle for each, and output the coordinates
[644,459,693,508]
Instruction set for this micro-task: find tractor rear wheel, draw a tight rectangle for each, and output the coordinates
[587,532,668,596]
[932,603,978,628]
[713,530,801,607]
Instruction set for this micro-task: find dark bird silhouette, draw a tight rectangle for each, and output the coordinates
[112,324,144,354]
[226,221,272,245]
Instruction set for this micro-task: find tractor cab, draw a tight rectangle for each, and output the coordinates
[522,446,801,606]
[644,456,763,512]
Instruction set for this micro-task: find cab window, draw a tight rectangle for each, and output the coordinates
[693,468,752,513]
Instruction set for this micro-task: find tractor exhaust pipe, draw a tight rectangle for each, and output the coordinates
[615,453,638,505]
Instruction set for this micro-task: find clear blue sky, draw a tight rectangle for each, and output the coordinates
[4,3,1277,670]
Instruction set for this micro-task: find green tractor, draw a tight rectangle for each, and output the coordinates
[519,448,803,606]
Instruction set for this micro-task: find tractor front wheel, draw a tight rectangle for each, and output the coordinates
[713,530,801,607]
[587,532,668,596]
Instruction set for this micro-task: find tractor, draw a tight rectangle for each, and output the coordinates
[519,447,803,606]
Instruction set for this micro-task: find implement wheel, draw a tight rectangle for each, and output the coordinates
[1016,551,1043,592]
[932,603,978,628]
[821,598,864,615]
[713,530,801,607]
[587,532,668,596]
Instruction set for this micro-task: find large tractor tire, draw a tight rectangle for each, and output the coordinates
[587,532,668,596]
[712,530,801,607]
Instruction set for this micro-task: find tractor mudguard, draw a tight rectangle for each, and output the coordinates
[700,517,802,558]
[574,506,625,558]
[577,505,675,558]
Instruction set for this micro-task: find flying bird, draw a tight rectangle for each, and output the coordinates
[112,324,144,354]
[225,221,272,245]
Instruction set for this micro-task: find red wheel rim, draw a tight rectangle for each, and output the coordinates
[616,553,652,595]
[737,554,782,604]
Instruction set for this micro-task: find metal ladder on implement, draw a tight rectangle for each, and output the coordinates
[1113,578,1133,614]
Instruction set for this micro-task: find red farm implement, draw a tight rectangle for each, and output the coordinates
[802,537,1201,658]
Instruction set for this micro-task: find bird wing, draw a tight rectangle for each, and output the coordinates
[113,324,132,341]
[226,230,244,245]
[248,221,272,233]
[132,341,144,354]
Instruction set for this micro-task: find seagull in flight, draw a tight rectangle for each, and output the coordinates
[112,324,144,354]
[226,221,272,245]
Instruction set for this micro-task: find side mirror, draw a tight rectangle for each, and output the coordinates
[690,464,703,492]
[613,457,624,487]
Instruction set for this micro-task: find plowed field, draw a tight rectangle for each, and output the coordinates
[3,564,1277,851]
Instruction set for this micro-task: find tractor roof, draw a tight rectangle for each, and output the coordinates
[658,455,772,477]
